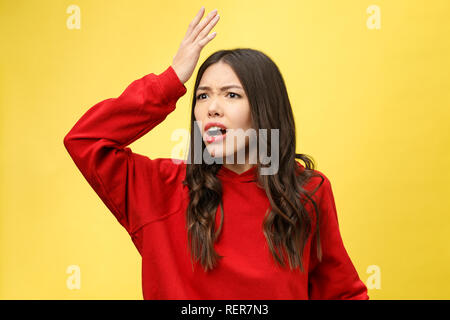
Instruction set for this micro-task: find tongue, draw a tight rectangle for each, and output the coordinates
[209,129,223,136]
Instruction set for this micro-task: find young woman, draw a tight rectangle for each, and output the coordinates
[64,7,369,300]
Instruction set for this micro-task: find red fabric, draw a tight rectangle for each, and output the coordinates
[63,65,369,300]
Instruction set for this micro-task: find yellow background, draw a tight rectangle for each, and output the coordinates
[1,0,449,299]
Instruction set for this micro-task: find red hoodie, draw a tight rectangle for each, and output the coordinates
[63,65,369,300]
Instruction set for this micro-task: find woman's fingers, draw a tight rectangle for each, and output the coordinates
[197,30,217,48]
[184,6,205,39]
[197,14,219,44]
[186,9,218,44]
[171,7,219,83]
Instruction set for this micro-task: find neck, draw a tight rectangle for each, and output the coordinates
[222,162,255,175]
[221,144,257,175]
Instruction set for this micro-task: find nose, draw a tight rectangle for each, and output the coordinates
[207,98,223,118]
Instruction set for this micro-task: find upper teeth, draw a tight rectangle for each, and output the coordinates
[208,126,224,131]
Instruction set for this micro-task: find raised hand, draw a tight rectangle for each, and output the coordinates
[171,7,220,84]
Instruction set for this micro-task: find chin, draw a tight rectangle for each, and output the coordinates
[206,143,249,164]
[206,146,233,159]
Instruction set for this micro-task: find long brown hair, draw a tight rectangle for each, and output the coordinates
[182,48,325,273]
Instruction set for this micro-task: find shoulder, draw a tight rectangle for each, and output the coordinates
[295,161,336,227]
[157,157,187,174]
[295,160,332,200]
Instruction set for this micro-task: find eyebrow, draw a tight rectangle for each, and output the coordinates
[196,85,244,92]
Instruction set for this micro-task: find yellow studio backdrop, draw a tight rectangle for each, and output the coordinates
[0,0,449,300]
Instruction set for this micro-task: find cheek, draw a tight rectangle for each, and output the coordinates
[229,104,251,127]
[193,106,200,121]
[240,106,252,129]
[245,111,252,129]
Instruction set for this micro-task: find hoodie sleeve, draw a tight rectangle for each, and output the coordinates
[308,174,369,300]
[63,65,187,240]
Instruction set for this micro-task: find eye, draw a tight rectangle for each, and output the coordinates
[196,93,207,100]
[228,92,241,98]
[195,92,242,100]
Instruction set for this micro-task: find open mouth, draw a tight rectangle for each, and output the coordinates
[205,127,228,143]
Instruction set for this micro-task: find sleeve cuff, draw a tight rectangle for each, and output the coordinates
[157,65,188,104]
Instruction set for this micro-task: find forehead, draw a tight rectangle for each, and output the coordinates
[198,62,241,87]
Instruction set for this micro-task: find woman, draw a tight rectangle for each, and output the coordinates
[63,6,369,300]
